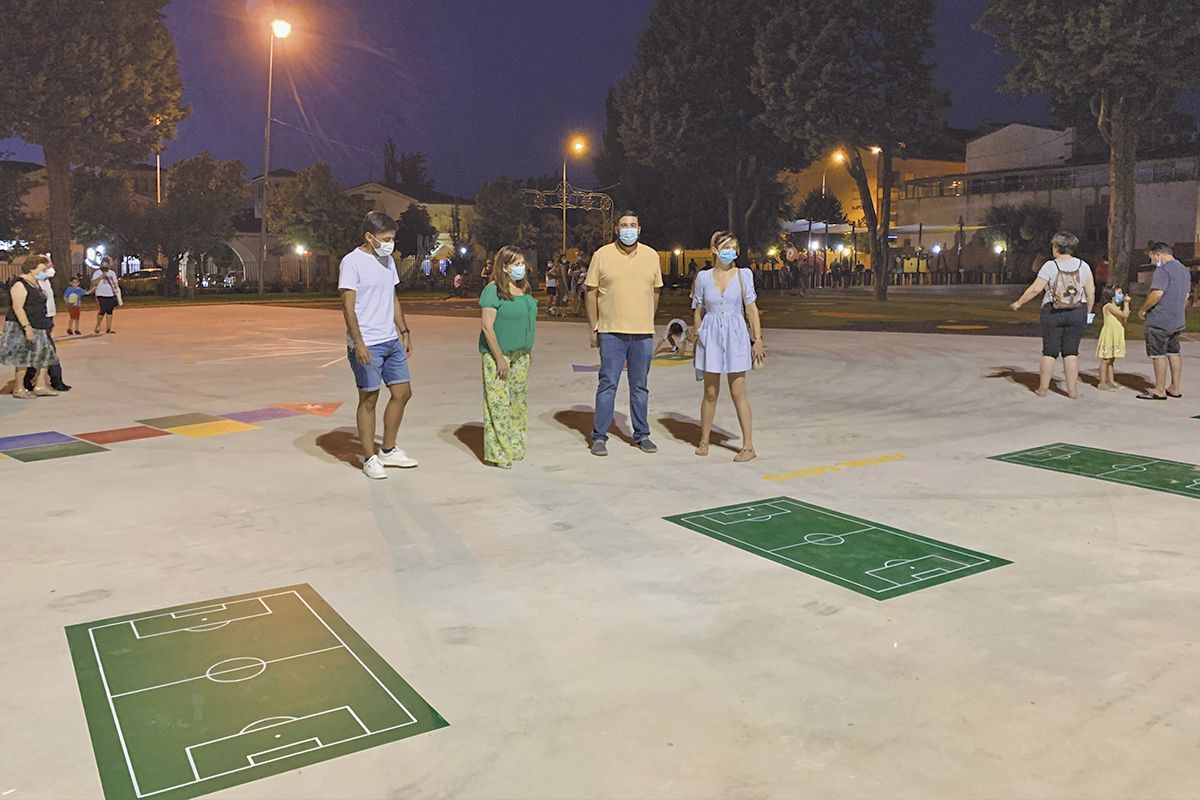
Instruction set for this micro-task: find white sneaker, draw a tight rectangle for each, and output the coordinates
[363,455,388,480]
[377,448,419,468]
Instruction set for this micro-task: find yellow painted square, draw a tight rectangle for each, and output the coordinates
[166,420,260,438]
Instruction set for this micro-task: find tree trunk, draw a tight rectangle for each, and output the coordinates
[875,149,895,302]
[42,140,73,295]
[1106,100,1138,290]
[844,147,882,299]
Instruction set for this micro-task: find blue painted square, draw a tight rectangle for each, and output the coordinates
[0,431,76,451]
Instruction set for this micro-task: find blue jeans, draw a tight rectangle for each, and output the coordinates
[593,333,653,443]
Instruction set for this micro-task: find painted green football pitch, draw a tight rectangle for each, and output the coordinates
[664,497,1009,599]
[991,443,1200,500]
[66,584,446,800]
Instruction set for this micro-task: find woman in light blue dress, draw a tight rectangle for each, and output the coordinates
[692,230,765,462]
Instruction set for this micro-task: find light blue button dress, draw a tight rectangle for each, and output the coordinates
[693,267,754,375]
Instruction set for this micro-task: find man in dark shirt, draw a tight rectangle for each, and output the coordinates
[1137,242,1190,400]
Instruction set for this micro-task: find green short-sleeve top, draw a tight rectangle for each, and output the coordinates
[479,282,538,354]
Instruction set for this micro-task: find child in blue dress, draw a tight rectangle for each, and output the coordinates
[692,230,765,462]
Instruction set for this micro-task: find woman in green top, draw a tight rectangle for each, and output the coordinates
[479,245,538,468]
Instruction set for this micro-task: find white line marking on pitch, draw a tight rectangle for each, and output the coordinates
[110,645,344,698]
[192,348,342,365]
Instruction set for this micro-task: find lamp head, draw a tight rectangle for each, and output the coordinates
[271,19,292,39]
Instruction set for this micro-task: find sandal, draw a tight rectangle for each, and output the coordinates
[694,442,709,457]
[1166,391,1182,399]
[733,448,757,463]
[11,389,35,400]
[32,386,59,397]
[1136,392,1167,400]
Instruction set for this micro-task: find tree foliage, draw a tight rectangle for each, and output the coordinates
[753,0,947,299]
[978,0,1200,287]
[473,177,532,252]
[383,139,436,198]
[0,0,187,290]
[269,163,366,258]
[160,154,246,295]
[395,203,438,260]
[71,170,159,262]
[0,161,32,243]
[974,202,1063,274]
[794,188,849,225]
[614,0,795,242]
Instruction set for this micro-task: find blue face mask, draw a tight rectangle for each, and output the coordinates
[36,267,55,281]
[618,228,639,246]
[509,265,527,282]
[717,248,737,265]
[1114,291,1124,305]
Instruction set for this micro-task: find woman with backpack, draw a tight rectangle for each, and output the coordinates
[1010,231,1095,398]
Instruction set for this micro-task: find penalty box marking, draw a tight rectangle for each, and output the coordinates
[87,590,419,799]
[1000,444,1200,495]
[679,499,996,594]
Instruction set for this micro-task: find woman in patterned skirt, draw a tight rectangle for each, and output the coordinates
[2,254,61,399]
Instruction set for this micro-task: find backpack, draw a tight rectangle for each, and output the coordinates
[1050,259,1085,310]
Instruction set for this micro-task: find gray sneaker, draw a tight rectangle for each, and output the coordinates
[590,439,608,457]
[635,437,658,454]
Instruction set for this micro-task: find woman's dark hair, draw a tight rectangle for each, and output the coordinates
[1100,285,1115,305]
[490,245,531,301]
[363,211,397,236]
[21,254,49,274]
[1050,231,1079,255]
[668,321,684,336]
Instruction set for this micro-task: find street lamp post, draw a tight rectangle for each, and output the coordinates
[258,18,291,299]
[562,134,588,259]
[822,150,845,197]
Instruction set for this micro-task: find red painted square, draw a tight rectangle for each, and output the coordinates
[75,426,174,445]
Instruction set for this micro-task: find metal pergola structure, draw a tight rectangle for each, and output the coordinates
[523,182,614,253]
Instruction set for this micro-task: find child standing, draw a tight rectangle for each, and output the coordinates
[1095,286,1129,390]
[63,277,85,335]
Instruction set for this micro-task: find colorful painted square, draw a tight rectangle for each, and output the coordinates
[665,497,1010,600]
[221,407,303,424]
[166,420,260,439]
[137,413,225,430]
[0,430,76,451]
[571,365,600,373]
[76,426,174,445]
[4,440,109,462]
[66,584,447,800]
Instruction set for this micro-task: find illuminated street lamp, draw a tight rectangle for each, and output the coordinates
[258,17,292,298]
[822,150,845,197]
[993,243,1005,255]
[562,133,589,258]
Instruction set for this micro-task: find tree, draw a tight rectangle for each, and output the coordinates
[395,203,437,261]
[71,169,159,267]
[614,0,795,242]
[383,140,436,198]
[794,188,849,226]
[978,0,1200,288]
[160,154,246,297]
[0,0,187,292]
[0,159,33,244]
[754,0,948,300]
[974,202,1063,276]
[473,177,532,252]
[269,162,366,270]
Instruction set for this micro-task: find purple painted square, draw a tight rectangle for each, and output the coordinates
[0,431,76,451]
[221,407,303,424]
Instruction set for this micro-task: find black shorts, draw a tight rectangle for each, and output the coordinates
[1040,304,1087,358]
[1145,326,1182,358]
[98,296,118,315]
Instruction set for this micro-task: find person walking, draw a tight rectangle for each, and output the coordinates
[692,231,764,462]
[2,255,61,398]
[21,258,70,392]
[339,211,419,479]
[478,246,538,469]
[1010,231,1095,398]
[1137,241,1190,400]
[585,210,662,456]
[89,256,122,334]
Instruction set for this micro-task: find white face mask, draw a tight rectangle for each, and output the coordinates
[369,235,395,257]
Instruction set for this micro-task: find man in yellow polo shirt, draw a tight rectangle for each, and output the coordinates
[585,210,663,456]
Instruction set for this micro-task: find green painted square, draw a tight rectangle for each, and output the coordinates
[66,584,447,800]
[991,443,1200,500]
[4,440,108,462]
[664,497,1009,600]
[136,413,224,430]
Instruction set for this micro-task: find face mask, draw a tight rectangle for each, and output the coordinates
[717,248,737,265]
[509,264,527,282]
[36,267,55,281]
[1114,291,1124,305]
[369,235,394,257]
[618,228,639,246]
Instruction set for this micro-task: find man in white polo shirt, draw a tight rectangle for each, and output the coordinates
[339,211,419,479]
[585,210,663,456]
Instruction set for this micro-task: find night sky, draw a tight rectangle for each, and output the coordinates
[2,0,1196,197]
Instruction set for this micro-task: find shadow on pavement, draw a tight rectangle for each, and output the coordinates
[315,427,364,470]
[656,413,740,452]
[450,422,486,464]
[986,367,1069,397]
[551,405,634,445]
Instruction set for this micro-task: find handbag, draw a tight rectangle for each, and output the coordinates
[736,269,765,370]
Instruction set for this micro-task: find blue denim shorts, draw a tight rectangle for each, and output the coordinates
[348,337,410,391]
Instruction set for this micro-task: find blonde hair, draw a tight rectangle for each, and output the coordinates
[490,245,531,301]
[710,230,739,252]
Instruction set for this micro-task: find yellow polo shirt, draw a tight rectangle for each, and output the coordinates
[585,242,663,334]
